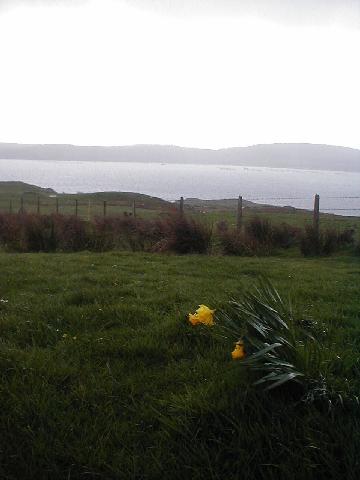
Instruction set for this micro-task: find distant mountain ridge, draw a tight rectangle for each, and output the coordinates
[0,143,359,172]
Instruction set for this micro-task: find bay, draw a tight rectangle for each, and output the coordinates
[0,159,359,216]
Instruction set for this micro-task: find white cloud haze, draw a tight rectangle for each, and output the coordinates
[2,0,360,26]
[0,0,359,148]
[126,0,360,27]
[0,0,85,9]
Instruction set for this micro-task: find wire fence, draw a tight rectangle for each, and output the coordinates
[0,193,359,221]
[246,196,360,200]
[0,195,177,220]
[239,195,360,217]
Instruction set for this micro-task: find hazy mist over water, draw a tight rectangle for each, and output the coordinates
[0,159,359,216]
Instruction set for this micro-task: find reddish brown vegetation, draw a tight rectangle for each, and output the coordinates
[0,212,355,256]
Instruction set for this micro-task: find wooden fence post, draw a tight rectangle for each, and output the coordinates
[75,199,78,217]
[56,197,59,214]
[87,200,91,221]
[313,194,320,236]
[103,200,107,217]
[179,196,184,215]
[132,200,136,218]
[237,195,243,231]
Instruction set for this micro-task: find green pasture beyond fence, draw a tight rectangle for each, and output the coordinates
[0,193,360,234]
[0,195,175,220]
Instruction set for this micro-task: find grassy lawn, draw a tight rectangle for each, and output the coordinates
[0,251,360,479]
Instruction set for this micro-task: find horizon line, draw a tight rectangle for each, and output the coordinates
[0,141,359,152]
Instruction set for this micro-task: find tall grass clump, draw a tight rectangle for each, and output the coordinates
[271,222,301,249]
[355,237,360,255]
[0,213,22,250]
[52,214,91,251]
[300,226,355,256]
[0,213,59,252]
[0,213,91,252]
[218,280,352,405]
[219,218,299,256]
[245,217,273,246]
[158,214,213,254]
[92,216,162,252]
[218,230,255,256]
[21,214,58,252]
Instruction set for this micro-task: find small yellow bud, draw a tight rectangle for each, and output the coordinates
[232,340,246,360]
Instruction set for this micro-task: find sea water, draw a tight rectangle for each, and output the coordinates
[0,159,359,216]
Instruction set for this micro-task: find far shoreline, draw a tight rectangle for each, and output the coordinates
[0,157,359,175]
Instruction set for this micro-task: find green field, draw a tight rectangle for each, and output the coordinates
[1,251,360,479]
[1,181,360,235]
[0,181,174,220]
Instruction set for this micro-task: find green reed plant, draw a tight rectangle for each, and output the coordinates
[217,279,341,397]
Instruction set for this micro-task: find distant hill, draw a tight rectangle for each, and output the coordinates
[0,181,56,195]
[0,143,359,172]
[0,181,170,208]
[0,181,310,215]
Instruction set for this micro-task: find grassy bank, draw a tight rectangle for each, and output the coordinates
[0,251,360,479]
[1,181,360,232]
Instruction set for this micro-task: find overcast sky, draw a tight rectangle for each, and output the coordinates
[0,0,359,149]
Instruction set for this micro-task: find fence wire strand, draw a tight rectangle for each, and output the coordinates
[1,193,359,214]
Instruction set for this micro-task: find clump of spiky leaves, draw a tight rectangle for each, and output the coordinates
[218,279,324,393]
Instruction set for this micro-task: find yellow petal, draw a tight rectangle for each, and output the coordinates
[231,344,246,360]
[196,305,215,326]
[188,313,199,325]
[197,305,215,315]
[188,305,215,326]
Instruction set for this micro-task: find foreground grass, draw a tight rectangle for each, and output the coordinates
[0,252,360,479]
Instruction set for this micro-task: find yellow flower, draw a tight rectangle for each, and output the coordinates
[231,340,246,360]
[188,304,215,326]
